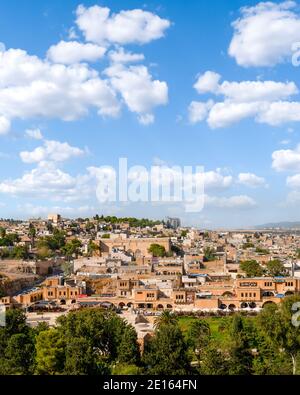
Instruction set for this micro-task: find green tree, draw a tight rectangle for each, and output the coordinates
[242,242,255,249]
[56,309,140,367]
[255,247,270,255]
[0,227,6,238]
[266,260,286,277]
[62,239,82,260]
[240,260,263,277]
[143,323,191,375]
[35,329,65,375]
[201,343,230,375]
[228,315,254,375]
[203,247,216,262]
[258,296,300,375]
[148,244,166,257]
[64,337,107,375]
[36,245,52,260]
[181,230,188,238]
[87,241,101,257]
[154,311,178,329]
[4,333,35,375]
[187,320,211,363]
[118,326,140,365]
[0,309,35,375]
[11,245,30,260]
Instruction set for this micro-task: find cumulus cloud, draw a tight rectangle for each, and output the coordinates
[188,71,300,128]
[257,101,300,125]
[47,41,106,64]
[0,48,121,132]
[108,47,145,64]
[272,144,300,172]
[104,63,168,124]
[75,4,170,45]
[20,140,85,163]
[229,1,300,67]
[0,161,91,202]
[188,100,214,124]
[0,2,171,133]
[238,172,267,188]
[194,71,221,94]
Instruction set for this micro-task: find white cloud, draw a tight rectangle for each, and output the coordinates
[0,48,121,132]
[202,170,233,190]
[189,71,300,128]
[104,63,168,124]
[238,172,267,188]
[257,101,300,125]
[0,3,171,133]
[0,116,10,135]
[47,41,106,64]
[75,4,170,45]
[25,128,43,140]
[0,161,91,202]
[218,80,297,102]
[287,173,300,188]
[20,140,85,163]
[188,100,214,124]
[108,47,145,64]
[194,71,221,94]
[229,1,300,67]
[207,101,261,128]
[205,194,257,209]
[272,144,300,171]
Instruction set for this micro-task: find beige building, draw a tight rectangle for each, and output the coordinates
[99,237,171,258]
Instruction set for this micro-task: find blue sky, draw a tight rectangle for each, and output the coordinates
[0,0,300,228]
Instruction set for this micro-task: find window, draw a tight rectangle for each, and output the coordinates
[241,293,244,297]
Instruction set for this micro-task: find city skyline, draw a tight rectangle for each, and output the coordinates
[0,0,300,228]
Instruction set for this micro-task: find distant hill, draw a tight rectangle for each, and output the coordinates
[256,221,300,229]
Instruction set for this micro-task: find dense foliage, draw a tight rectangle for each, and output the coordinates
[1,297,300,375]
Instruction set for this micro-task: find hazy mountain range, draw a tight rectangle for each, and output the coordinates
[255,222,300,230]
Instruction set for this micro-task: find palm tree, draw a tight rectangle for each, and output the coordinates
[154,310,178,329]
